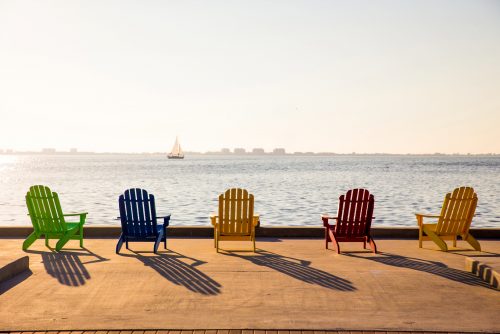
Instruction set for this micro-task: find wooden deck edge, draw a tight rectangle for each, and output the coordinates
[465,257,500,290]
[0,256,29,283]
[1,226,499,239]
[0,330,496,334]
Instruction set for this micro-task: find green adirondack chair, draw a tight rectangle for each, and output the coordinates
[23,185,87,251]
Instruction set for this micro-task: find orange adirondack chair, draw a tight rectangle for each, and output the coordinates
[415,186,480,251]
[322,189,377,254]
[210,188,260,252]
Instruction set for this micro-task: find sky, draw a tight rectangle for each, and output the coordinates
[0,0,499,154]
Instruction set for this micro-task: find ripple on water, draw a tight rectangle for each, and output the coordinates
[0,155,498,228]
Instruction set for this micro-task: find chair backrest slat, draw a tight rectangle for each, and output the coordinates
[26,185,66,233]
[119,188,158,238]
[437,187,477,235]
[218,188,254,235]
[335,188,374,238]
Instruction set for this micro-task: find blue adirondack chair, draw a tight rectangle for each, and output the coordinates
[116,188,170,254]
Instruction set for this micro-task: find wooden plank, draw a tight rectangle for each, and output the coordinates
[230,188,237,234]
[46,189,61,232]
[35,185,51,232]
[205,330,218,334]
[236,188,242,234]
[144,191,153,236]
[249,194,254,231]
[224,190,230,234]
[242,190,249,234]
[136,189,146,237]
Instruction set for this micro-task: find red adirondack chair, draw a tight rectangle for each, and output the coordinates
[322,189,377,254]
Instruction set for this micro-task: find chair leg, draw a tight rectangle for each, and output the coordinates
[45,236,49,248]
[423,227,448,251]
[368,237,377,254]
[328,229,340,254]
[164,225,167,249]
[22,232,39,250]
[324,228,329,249]
[363,238,367,249]
[418,226,423,248]
[453,236,457,248]
[116,234,125,254]
[55,234,71,251]
[253,237,256,252]
[126,240,129,249]
[154,235,162,254]
[464,233,481,251]
[79,224,84,248]
[216,237,220,253]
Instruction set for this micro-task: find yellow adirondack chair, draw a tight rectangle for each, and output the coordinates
[415,186,480,251]
[210,188,260,252]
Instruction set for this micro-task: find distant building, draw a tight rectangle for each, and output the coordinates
[273,148,286,155]
[252,148,265,155]
[221,148,230,154]
[234,148,246,155]
[70,148,78,153]
[42,148,56,153]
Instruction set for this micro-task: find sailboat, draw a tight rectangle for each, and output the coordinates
[168,136,184,159]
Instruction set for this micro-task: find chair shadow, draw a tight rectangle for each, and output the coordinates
[345,252,493,288]
[229,250,356,291]
[0,270,33,295]
[123,250,221,296]
[25,247,109,287]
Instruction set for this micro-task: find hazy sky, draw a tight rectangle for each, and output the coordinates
[1,0,499,153]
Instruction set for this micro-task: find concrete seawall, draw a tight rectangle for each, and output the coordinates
[1,226,499,238]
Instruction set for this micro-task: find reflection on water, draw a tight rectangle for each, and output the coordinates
[0,154,499,227]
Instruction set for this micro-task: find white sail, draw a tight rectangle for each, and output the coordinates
[168,136,184,159]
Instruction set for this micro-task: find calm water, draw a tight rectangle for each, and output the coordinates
[0,154,499,227]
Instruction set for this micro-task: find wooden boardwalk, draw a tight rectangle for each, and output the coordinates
[1,239,499,333]
[0,331,493,334]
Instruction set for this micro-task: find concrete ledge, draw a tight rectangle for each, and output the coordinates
[1,226,499,239]
[0,256,29,283]
[465,257,500,290]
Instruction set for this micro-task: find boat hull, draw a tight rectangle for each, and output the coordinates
[167,155,184,159]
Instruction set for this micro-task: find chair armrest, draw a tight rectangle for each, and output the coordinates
[415,213,440,228]
[321,215,338,227]
[158,215,171,226]
[63,212,87,224]
[415,213,441,218]
[210,215,218,226]
[252,215,260,227]
[63,213,88,217]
